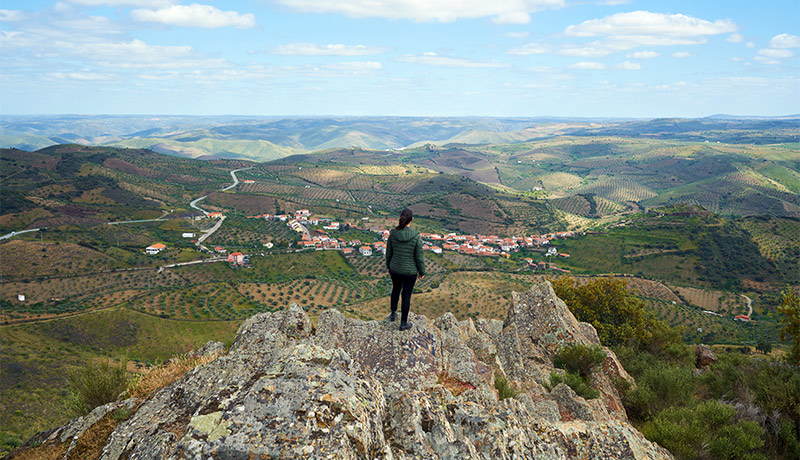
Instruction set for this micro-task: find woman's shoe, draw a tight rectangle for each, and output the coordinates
[390,311,397,322]
[399,321,412,331]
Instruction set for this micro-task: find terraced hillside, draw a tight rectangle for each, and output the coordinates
[0,145,237,234]
[372,137,800,225]
[1,140,797,454]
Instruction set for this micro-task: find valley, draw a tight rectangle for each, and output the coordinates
[0,119,799,453]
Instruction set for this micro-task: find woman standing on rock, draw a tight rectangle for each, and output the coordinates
[386,208,425,330]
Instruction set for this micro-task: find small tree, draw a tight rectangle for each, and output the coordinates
[778,289,800,365]
[755,339,772,354]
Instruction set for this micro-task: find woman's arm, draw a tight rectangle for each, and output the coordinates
[385,234,393,271]
[414,236,425,277]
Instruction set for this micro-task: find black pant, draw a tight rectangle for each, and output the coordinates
[390,270,417,323]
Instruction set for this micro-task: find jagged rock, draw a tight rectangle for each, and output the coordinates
[189,340,225,358]
[695,344,717,367]
[13,282,673,460]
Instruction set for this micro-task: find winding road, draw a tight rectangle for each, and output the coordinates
[191,167,253,245]
[2,167,253,243]
[189,167,253,217]
[222,167,252,191]
[741,294,753,317]
[0,227,45,241]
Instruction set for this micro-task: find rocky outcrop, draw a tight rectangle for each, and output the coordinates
[695,344,717,368]
[19,281,672,459]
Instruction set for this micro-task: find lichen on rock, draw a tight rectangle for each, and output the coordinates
[16,281,673,460]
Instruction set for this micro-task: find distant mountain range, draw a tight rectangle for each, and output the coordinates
[1,115,797,162]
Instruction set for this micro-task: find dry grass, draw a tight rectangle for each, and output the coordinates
[64,413,119,460]
[5,441,68,460]
[127,351,222,399]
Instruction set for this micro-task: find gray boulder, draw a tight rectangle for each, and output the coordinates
[13,282,672,460]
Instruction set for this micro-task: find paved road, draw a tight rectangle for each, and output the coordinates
[0,227,45,241]
[107,218,168,225]
[222,167,253,191]
[741,294,753,317]
[189,195,209,216]
[188,167,253,217]
[197,216,226,244]
[158,257,227,273]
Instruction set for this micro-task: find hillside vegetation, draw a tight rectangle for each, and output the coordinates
[0,131,798,455]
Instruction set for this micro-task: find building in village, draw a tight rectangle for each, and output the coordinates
[146,243,166,255]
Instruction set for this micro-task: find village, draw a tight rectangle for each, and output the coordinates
[250,209,572,270]
[145,208,577,272]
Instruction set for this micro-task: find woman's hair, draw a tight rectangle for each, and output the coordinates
[396,208,413,230]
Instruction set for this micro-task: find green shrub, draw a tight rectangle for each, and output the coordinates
[642,400,766,460]
[112,407,132,422]
[549,370,600,399]
[553,343,606,377]
[778,418,800,459]
[494,371,521,400]
[551,276,681,353]
[68,359,131,415]
[622,361,696,421]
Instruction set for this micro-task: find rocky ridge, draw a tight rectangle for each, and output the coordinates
[17,281,673,459]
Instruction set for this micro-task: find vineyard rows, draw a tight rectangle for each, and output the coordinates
[130,282,261,320]
[671,285,746,314]
[550,196,591,216]
[578,178,657,202]
[295,168,356,187]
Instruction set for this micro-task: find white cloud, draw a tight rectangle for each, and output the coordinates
[758,48,794,58]
[565,11,736,37]
[559,44,612,57]
[671,51,692,58]
[506,32,529,38]
[654,80,690,90]
[745,42,755,48]
[68,0,173,6]
[754,56,781,65]
[54,15,123,35]
[555,11,736,58]
[272,43,387,56]
[272,0,565,24]
[616,61,641,70]
[627,50,658,59]
[769,33,800,49]
[0,9,27,21]
[132,3,256,29]
[570,61,605,70]
[508,43,549,55]
[525,66,557,72]
[726,33,744,43]
[172,61,384,82]
[47,71,112,80]
[597,0,631,5]
[398,52,507,67]
[70,39,229,69]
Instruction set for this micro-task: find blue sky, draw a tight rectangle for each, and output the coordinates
[1,0,798,117]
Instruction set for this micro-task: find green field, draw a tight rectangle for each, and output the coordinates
[0,308,241,448]
[1,138,798,454]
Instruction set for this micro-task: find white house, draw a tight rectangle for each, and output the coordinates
[359,246,372,256]
[146,243,166,255]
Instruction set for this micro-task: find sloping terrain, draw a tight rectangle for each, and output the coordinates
[7,284,673,460]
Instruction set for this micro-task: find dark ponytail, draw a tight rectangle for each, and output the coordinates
[396,208,413,230]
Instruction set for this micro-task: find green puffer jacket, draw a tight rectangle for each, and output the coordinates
[386,227,426,276]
